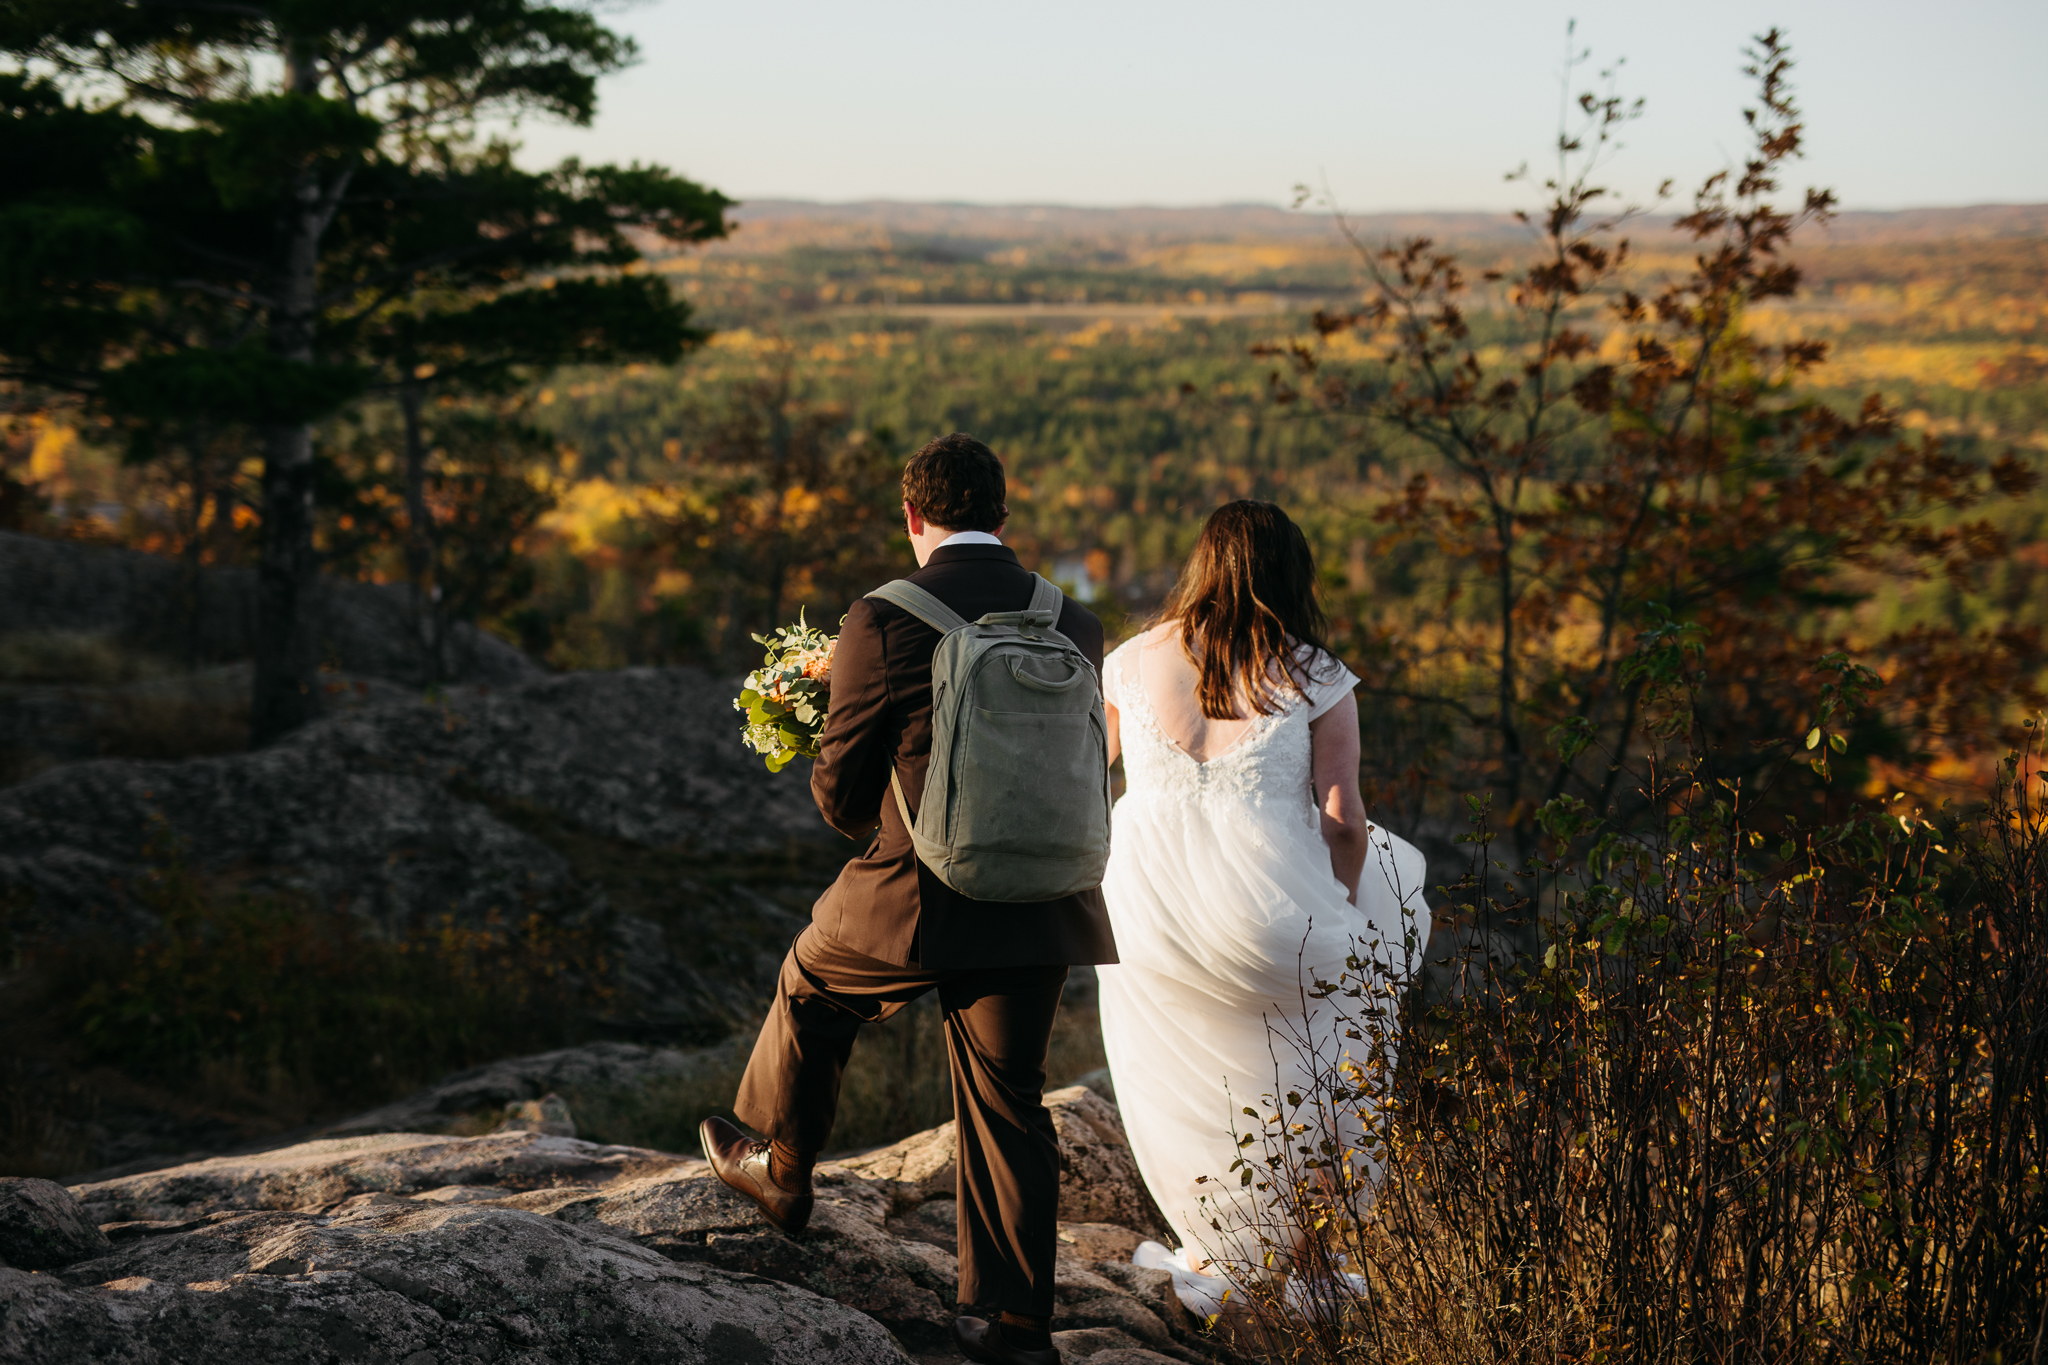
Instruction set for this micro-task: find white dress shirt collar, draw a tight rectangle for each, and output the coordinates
[935,530,1004,548]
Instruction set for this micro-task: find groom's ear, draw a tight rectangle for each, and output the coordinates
[903,500,928,536]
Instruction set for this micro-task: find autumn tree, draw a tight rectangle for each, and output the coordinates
[347,279,705,681]
[664,358,902,664]
[0,2,727,739]
[1266,32,2040,860]
[318,396,559,679]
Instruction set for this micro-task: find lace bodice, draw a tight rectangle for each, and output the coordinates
[1105,633,1358,838]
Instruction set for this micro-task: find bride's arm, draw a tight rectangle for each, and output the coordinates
[1101,648,1123,766]
[1309,695,1370,904]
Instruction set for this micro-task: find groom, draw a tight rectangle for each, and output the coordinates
[701,433,1118,1365]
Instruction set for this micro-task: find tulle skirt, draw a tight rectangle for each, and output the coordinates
[1097,790,1429,1269]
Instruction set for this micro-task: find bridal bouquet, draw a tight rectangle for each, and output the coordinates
[735,613,836,772]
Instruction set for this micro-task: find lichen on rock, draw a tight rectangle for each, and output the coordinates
[40,1086,1229,1364]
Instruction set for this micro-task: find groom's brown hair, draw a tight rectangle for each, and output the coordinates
[903,433,1008,533]
[1163,500,1337,720]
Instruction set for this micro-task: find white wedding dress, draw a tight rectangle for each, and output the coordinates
[1096,631,1431,1289]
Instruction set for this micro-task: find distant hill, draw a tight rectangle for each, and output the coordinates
[712,199,2048,254]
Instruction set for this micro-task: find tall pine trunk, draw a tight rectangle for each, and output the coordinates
[400,377,445,684]
[252,418,320,744]
[182,423,208,669]
[250,43,338,745]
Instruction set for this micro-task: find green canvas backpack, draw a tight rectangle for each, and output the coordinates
[867,573,1111,903]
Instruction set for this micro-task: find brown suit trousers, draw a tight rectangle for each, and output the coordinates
[735,927,1069,1316]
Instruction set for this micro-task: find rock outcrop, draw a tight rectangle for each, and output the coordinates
[496,1094,578,1137]
[0,530,540,689]
[320,1041,742,1140]
[0,1179,111,1270]
[70,1132,685,1226]
[0,669,837,1031]
[839,1086,1169,1237]
[2,669,828,930]
[33,1088,1225,1364]
[4,1203,905,1364]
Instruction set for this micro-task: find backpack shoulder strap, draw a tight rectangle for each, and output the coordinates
[889,767,916,831]
[1027,573,1064,620]
[867,580,970,635]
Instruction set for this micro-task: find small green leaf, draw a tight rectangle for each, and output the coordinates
[1805,727,1821,750]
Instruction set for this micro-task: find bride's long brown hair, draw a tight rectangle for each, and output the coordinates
[1160,500,1336,719]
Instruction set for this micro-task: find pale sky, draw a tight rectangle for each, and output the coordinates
[510,0,2048,212]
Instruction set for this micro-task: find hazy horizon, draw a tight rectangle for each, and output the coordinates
[692,200,2048,254]
[504,0,2048,214]
[724,196,2046,215]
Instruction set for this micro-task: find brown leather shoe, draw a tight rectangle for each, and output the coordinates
[698,1116,814,1236]
[953,1316,1062,1365]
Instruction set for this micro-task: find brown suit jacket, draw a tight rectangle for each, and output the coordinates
[807,543,1120,970]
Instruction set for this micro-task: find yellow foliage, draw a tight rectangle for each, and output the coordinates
[780,484,825,523]
[29,420,77,482]
[535,477,680,554]
[1129,241,1344,280]
[1819,343,2020,390]
[649,568,693,599]
[1059,320,1118,349]
[708,329,794,358]
[803,330,914,365]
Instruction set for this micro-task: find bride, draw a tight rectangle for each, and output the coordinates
[1095,500,1431,1312]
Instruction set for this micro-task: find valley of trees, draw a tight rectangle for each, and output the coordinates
[24,133,2042,845]
[15,164,2048,830]
[8,8,2041,839]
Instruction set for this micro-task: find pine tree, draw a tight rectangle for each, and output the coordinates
[0,1,729,739]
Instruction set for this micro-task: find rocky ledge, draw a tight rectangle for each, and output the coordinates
[0,666,842,1043]
[3,1087,1209,1365]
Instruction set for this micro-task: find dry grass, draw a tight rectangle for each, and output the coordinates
[0,630,164,684]
[0,631,250,783]
[1203,737,2048,1364]
[0,854,607,1177]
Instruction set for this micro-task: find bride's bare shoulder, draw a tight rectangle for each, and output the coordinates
[1139,621,1183,648]
[1111,621,1177,656]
